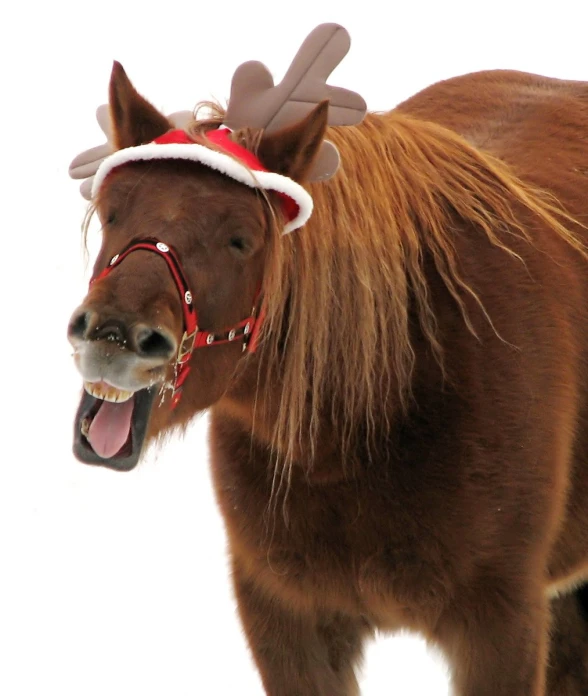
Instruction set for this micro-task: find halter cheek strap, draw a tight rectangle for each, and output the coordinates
[90,237,263,409]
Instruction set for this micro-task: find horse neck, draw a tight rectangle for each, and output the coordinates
[215,112,454,464]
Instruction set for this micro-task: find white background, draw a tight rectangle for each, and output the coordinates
[2,1,587,694]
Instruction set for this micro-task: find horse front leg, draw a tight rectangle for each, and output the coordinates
[435,580,550,696]
[546,585,588,695]
[232,561,371,696]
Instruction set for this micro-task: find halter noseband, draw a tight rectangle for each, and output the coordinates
[90,237,263,409]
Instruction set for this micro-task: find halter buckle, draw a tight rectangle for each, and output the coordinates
[177,329,197,363]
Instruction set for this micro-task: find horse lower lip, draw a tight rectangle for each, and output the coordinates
[73,387,157,471]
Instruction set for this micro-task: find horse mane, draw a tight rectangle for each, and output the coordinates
[219,110,585,473]
[188,105,585,474]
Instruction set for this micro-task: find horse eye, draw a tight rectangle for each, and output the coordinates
[229,236,247,252]
[106,212,117,225]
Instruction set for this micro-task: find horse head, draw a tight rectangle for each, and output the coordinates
[67,62,335,470]
[67,24,366,471]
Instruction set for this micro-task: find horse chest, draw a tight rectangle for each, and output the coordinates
[210,429,453,628]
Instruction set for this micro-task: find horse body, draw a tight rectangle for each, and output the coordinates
[399,69,588,595]
[69,66,588,694]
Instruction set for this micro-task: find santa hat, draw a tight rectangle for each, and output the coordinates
[91,128,313,234]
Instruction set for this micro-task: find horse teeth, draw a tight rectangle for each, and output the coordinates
[84,381,134,403]
[81,417,90,438]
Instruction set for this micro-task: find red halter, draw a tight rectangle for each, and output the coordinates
[90,238,264,409]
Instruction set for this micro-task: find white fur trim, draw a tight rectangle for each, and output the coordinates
[92,142,313,234]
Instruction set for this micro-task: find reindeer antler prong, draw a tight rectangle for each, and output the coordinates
[224,23,366,181]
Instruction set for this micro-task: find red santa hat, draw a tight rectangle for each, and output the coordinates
[91,128,313,234]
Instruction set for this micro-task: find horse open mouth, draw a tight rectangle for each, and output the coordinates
[73,382,156,471]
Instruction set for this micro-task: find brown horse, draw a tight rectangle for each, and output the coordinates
[68,64,588,695]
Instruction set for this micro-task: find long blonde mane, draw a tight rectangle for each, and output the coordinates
[190,104,584,482]
[249,111,586,471]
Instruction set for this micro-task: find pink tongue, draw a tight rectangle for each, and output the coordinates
[87,397,135,459]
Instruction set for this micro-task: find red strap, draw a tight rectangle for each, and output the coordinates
[90,238,263,409]
[93,241,197,335]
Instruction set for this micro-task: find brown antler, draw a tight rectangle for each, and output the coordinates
[224,23,367,181]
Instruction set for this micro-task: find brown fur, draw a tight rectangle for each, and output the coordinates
[72,67,588,694]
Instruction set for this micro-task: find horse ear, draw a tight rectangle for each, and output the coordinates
[256,101,329,182]
[109,61,173,150]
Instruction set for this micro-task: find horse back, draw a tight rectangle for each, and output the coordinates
[398,70,588,590]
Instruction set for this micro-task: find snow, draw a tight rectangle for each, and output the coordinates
[2,0,585,693]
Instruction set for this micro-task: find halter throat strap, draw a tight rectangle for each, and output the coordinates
[90,237,263,409]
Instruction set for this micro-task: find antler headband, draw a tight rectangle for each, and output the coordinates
[69,23,367,232]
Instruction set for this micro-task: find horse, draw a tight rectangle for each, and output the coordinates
[67,63,588,695]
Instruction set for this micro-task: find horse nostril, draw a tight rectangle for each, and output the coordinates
[134,326,177,360]
[68,308,92,341]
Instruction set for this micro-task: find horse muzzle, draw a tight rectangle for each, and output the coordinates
[67,306,178,470]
